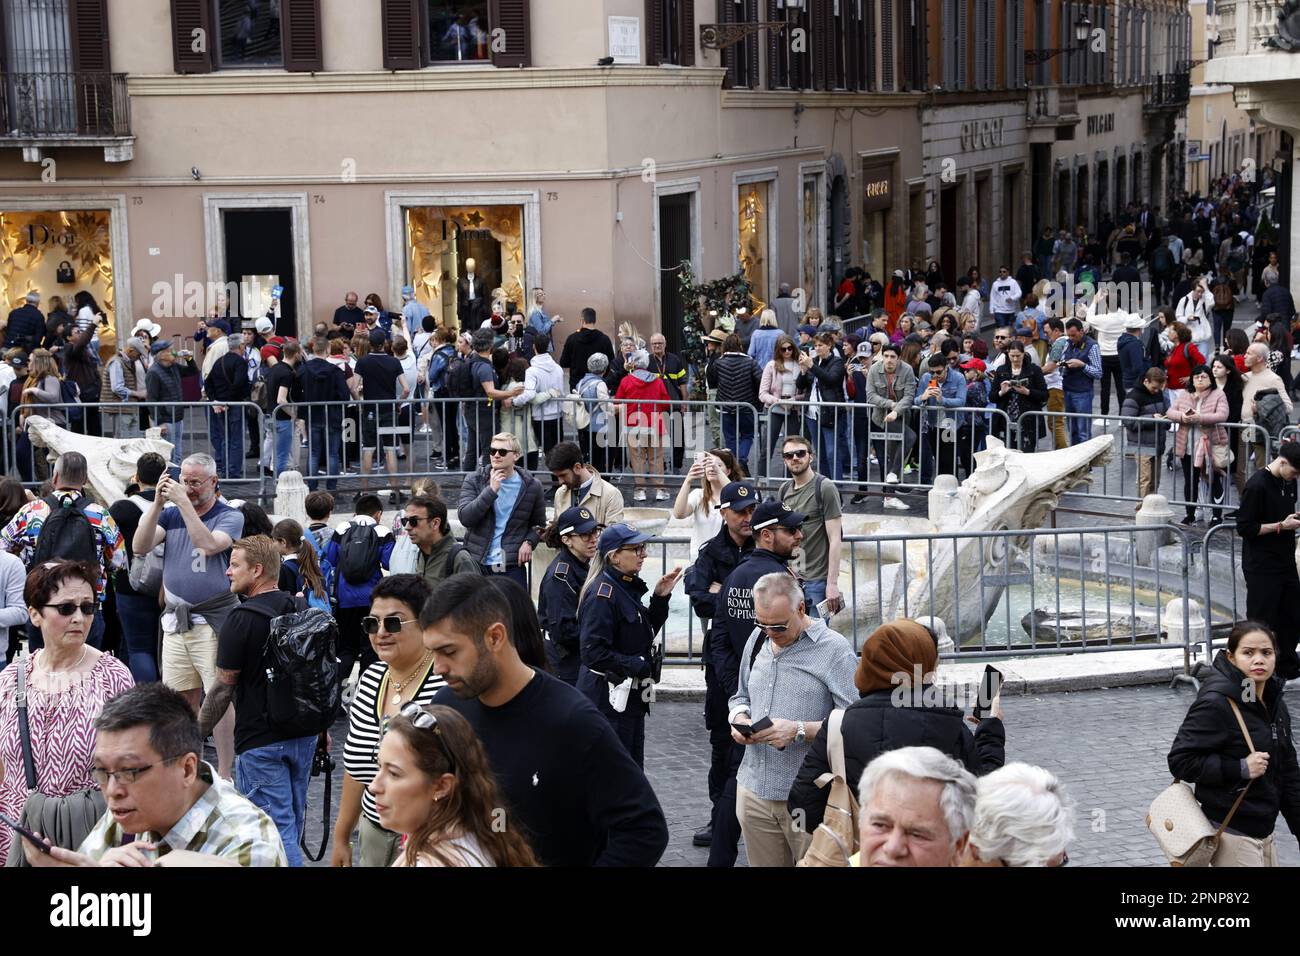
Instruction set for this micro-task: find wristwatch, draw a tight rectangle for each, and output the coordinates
[795,721,806,744]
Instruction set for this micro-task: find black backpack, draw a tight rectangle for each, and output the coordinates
[32,493,98,567]
[448,354,487,399]
[1151,245,1174,276]
[244,602,341,738]
[337,520,381,585]
[59,379,83,425]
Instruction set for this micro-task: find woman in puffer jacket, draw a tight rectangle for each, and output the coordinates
[787,619,1004,832]
[1168,622,1300,866]
[1166,364,1230,525]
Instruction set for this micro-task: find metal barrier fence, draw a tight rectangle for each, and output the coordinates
[1017,410,1272,514]
[635,523,1217,670]
[1281,424,1300,446]
[1195,520,1250,676]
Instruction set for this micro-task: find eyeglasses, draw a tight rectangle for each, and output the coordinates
[782,450,809,460]
[397,702,457,774]
[618,545,648,557]
[488,447,513,457]
[43,601,96,618]
[182,477,213,488]
[362,614,416,635]
[91,754,186,787]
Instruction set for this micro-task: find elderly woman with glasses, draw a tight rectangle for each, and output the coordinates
[576,524,683,767]
[369,703,538,867]
[332,574,441,869]
[0,560,132,865]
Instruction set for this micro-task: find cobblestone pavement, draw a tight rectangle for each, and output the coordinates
[303,678,1300,867]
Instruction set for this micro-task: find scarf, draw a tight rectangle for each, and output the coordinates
[855,620,939,694]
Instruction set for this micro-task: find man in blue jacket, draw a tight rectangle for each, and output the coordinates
[1060,318,1102,445]
[1116,312,1149,393]
[708,499,803,867]
[4,291,43,351]
[916,353,967,485]
[324,493,395,686]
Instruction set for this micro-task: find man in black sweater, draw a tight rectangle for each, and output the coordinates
[558,308,616,386]
[203,333,253,480]
[422,574,668,867]
[1236,441,1300,679]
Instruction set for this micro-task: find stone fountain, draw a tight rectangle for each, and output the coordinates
[24,415,174,506]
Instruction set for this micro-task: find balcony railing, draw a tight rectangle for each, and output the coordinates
[1213,1,1295,56]
[1027,85,1080,123]
[0,72,131,138]
[1143,72,1190,110]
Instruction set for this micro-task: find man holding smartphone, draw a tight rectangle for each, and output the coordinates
[1236,441,1300,679]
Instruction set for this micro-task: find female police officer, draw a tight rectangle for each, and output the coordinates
[538,506,601,685]
[577,523,683,767]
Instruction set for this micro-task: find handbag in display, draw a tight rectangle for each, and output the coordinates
[5,658,106,868]
[1146,699,1253,867]
[797,709,860,868]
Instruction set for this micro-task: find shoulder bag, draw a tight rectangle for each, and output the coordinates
[1146,699,1253,867]
[796,709,860,867]
[5,659,106,867]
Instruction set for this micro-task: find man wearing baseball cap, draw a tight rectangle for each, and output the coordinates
[685,480,757,848]
[707,498,803,867]
[401,285,431,328]
[576,523,683,766]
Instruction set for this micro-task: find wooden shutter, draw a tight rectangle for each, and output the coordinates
[70,0,111,134]
[382,0,424,70]
[171,0,214,73]
[745,0,759,85]
[812,0,831,89]
[646,0,665,65]
[679,0,696,65]
[863,0,875,90]
[767,0,780,88]
[282,0,323,72]
[491,0,531,67]
[880,0,893,90]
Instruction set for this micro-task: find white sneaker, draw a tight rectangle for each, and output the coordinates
[418,424,433,433]
[885,472,899,485]
[883,496,910,511]
[1092,417,1107,430]
[634,488,647,502]
[655,489,671,501]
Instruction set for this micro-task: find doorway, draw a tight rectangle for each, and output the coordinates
[223,208,295,334]
[658,192,692,354]
[828,174,849,296]
[939,184,958,285]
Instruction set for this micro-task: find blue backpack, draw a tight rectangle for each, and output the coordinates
[305,524,337,604]
[60,379,83,424]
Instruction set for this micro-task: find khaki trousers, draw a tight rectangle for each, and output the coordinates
[1211,830,1277,867]
[737,785,811,867]
[1234,439,1267,494]
[1047,388,1068,450]
[1136,455,1156,499]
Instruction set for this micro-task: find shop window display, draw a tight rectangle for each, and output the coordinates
[405,205,526,329]
[737,182,770,310]
[0,210,113,316]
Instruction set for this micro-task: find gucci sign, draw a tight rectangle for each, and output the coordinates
[960,118,1004,152]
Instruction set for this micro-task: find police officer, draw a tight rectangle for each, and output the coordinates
[537,505,600,685]
[577,523,683,767]
[707,499,804,868]
[685,480,757,848]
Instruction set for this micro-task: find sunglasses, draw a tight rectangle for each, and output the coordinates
[400,515,426,528]
[782,450,809,460]
[362,614,416,635]
[43,601,96,618]
[397,702,457,774]
[489,447,513,457]
[755,620,791,633]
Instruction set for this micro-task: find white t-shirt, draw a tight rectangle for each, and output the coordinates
[687,487,723,558]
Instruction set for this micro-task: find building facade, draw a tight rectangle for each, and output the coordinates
[0,0,1190,350]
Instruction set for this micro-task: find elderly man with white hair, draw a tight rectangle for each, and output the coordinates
[1238,341,1293,493]
[962,763,1074,867]
[855,746,977,867]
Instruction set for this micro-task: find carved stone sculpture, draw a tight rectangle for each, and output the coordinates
[24,415,173,506]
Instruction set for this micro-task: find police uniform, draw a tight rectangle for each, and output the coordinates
[538,507,598,686]
[706,499,804,868]
[577,525,671,768]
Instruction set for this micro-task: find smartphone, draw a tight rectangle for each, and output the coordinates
[816,599,832,618]
[749,715,774,734]
[973,665,1004,720]
[0,811,52,854]
[731,721,755,737]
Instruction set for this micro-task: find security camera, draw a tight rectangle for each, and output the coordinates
[191,167,201,181]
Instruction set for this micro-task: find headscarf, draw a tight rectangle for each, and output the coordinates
[855,620,939,694]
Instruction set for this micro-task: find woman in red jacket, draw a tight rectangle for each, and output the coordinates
[883,272,909,335]
[614,349,670,502]
[1163,322,1206,392]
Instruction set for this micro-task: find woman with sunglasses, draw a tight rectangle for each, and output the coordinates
[759,335,806,468]
[370,703,537,867]
[0,560,132,864]
[333,574,443,868]
[576,524,683,767]
[537,506,601,685]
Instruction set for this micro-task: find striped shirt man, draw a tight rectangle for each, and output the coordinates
[0,491,124,600]
[78,762,286,866]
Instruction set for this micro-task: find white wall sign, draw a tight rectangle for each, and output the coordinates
[609,16,641,64]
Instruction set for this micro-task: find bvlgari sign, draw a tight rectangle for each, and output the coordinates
[862,163,893,214]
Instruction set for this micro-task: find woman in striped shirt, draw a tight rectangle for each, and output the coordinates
[331,574,444,868]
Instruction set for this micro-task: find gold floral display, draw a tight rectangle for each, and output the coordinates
[0,210,114,316]
[405,205,526,329]
[737,184,769,312]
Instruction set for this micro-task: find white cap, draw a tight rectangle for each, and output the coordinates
[254,317,274,335]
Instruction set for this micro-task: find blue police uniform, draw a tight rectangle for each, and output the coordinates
[577,566,670,768]
[538,545,588,685]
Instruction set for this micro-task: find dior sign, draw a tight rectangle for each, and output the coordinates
[960,118,1004,151]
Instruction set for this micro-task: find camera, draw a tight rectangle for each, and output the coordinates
[311,742,335,778]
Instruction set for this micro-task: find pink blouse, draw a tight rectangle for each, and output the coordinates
[0,653,133,864]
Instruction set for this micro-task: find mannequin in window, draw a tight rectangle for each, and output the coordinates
[458,258,490,330]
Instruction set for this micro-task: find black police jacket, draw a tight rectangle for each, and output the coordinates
[1168,651,1300,841]
[686,526,754,619]
[578,567,670,687]
[711,549,796,701]
[538,547,588,675]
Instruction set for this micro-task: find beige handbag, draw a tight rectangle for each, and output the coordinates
[1147,699,1253,867]
[797,709,860,868]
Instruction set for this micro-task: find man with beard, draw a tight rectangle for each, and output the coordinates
[424,574,668,866]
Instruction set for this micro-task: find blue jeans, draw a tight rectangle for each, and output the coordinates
[208,406,245,479]
[802,578,829,621]
[818,414,850,480]
[116,592,159,684]
[161,419,184,465]
[1064,389,1093,445]
[307,422,342,491]
[994,312,1016,328]
[274,419,295,474]
[235,735,318,867]
[720,410,755,469]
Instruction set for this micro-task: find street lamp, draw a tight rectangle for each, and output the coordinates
[1024,12,1094,67]
[1074,13,1092,46]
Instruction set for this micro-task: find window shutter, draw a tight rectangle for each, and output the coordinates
[282,0,323,73]
[382,0,424,70]
[171,0,213,73]
[70,0,110,72]
[952,0,962,89]
[490,0,531,67]
[863,0,875,90]
[646,0,665,65]
[679,0,696,65]
[880,0,893,90]
[1015,0,1024,86]
[767,0,780,88]
[899,0,912,90]
[813,0,832,88]
[746,0,760,85]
